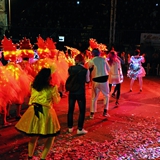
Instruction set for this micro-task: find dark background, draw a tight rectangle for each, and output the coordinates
[3,0,160,51]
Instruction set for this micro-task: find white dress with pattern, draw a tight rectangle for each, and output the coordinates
[127,56,146,80]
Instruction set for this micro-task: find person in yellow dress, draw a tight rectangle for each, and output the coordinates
[15,68,61,160]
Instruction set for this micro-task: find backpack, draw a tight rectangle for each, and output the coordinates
[65,68,82,92]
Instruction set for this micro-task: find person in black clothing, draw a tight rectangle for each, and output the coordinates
[67,54,90,135]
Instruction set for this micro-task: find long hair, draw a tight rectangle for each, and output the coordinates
[32,68,51,91]
[108,51,118,66]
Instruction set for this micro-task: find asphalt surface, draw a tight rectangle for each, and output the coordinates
[0,76,160,160]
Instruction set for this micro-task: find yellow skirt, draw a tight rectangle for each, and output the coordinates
[15,105,60,137]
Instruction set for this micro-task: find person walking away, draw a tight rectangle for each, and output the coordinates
[67,53,90,135]
[15,68,61,160]
[108,51,123,106]
[88,48,110,119]
[110,51,125,97]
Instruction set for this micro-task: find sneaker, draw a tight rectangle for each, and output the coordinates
[90,112,94,119]
[68,127,73,133]
[77,129,88,135]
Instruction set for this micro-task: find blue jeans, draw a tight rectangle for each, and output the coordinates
[67,93,86,130]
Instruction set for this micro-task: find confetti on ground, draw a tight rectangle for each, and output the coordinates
[16,115,160,160]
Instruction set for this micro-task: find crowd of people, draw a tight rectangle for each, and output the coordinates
[0,35,148,159]
[0,0,159,158]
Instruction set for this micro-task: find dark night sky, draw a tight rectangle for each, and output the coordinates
[4,0,160,46]
[11,0,34,14]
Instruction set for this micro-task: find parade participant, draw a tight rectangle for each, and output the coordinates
[15,68,61,160]
[18,37,35,76]
[111,51,125,98]
[31,35,66,88]
[108,51,123,106]
[88,48,110,119]
[54,50,68,98]
[127,49,146,92]
[34,36,69,96]
[0,65,21,127]
[1,36,33,122]
[67,53,90,134]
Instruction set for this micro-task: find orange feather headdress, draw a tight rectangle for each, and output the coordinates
[18,37,34,59]
[1,36,20,62]
[45,37,57,58]
[36,35,50,58]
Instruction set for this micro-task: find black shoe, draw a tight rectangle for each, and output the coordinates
[111,93,115,97]
[90,112,94,119]
[15,116,21,121]
[115,101,119,106]
[103,109,110,117]
[129,89,132,92]
[103,109,107,116]
[140,89,142,92]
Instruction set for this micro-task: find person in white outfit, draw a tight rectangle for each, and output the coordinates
[108,51,123,106]
[127,49,146,92]
[88,48,110,119]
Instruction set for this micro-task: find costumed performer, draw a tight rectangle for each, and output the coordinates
[15,68,61,160]
[46,37,68,97]
[17,37,35,76]
[127,49,146,92]
[0,64,21,127]
[1,36,33,120]
[31,35,60,87]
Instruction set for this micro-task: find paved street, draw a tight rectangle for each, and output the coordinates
[0,76,160,160]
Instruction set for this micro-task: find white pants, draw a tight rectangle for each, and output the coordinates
[90,81,109,112]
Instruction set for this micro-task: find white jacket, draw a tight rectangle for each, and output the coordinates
[109,60,123,84]
[88,57,110,78]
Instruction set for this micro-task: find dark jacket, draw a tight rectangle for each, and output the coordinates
[68,64,87,94]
